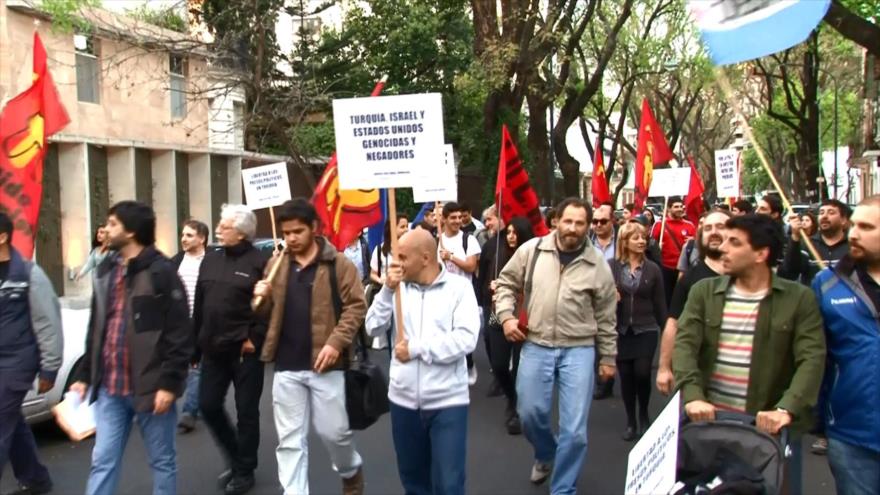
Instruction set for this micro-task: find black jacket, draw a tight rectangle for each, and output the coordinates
[193,241,269,357]
[75,247,193,412]
[779,234,849,285]
[609,258,667,335]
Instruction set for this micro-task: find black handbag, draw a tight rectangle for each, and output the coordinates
[327,259,390,430]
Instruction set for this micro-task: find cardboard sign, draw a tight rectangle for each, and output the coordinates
[625,391,680,495]
[413,144,457,202]
[714,149,740,198]
[647,168,691,198]
[241,162,292,210]
[332,93,446,190]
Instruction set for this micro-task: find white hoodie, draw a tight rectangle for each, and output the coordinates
[365,266,480,410]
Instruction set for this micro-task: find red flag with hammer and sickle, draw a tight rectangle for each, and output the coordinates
[0,32,70,258]
[495,125,549,237]
[633,99,672,213]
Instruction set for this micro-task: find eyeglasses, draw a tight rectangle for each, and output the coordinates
[591,219,610,226]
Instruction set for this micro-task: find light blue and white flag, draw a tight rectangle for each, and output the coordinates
[689,0,831,66]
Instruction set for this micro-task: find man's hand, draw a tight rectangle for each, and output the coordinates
[502,318,526,343]
[756,409,792,435]
[385,262,403,290]
[656,367,675,396]
[241,339,256,355]
[153,389,175,415]
[788,213,802,241]
[439,248,452,262]
[394,339,412,362]
[684,400,716,422]
[37,378,54,394]
[598,364,616,381]
[254,280,271,299]
[314,345,340,372]
[69,381,88,400]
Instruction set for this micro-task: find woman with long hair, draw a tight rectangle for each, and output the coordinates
[609,222,667,441]
[799,211,818,238]
[487,216,534,435]
[369,214,409,350]
[75,223,111,281]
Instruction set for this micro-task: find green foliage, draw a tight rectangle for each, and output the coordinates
[126,4,187,33]
[41,0,100,33]
[292,121,336,158]
[740,148,771,195]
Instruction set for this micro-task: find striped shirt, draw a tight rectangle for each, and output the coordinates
[178,252,204,317]
[102,260,131,396]
[707,286,767,413]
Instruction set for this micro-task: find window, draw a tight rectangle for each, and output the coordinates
[292,16,322,41]
[170,54,187,119]
[232,102,244,149]
[74,34,100,103]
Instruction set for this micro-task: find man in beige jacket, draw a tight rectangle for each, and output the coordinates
[494,197,617,495]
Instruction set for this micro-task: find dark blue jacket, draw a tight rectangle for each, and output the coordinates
[813,257,880,453]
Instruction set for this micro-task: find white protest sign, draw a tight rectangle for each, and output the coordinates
[714,149,740,198]
[241,162,292,210]
[413,144,457,202]
[647,168,690,198]
[333,93,446,190]
[625,391,680,495]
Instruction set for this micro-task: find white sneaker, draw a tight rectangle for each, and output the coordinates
[468,366,478,386]
[530,461,553,484]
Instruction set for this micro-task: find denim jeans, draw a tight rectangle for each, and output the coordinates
[827,436,880,495]
[272,370,362,495]
[389,402,468,495]
[180,365,200,417]
[85,388,177,495]
[516,342,595,495]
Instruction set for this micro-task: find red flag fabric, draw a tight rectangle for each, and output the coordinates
[591,139,611,209]
[633,99,673,212]
[0,33,70,258]
[685,156,706,226]
[495,125,550,237]
[312,79,385,250]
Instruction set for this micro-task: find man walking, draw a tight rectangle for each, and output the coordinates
[252,199,366,495]
[194,205,269,495]
[171,220,209,434]
[70,201,193,495]
[651,196,696,304]
[494,197,617,494]
[674,214,826,494]
[0,213,62,495]
[590,202,617,401]
[780,199,850,284]
[813,195,880,495]
[366,228,480,495]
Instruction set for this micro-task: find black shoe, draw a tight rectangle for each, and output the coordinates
[622,426,638,442]
[217,470,233,490]
[4,479,53,495]
[178,413,196,434]
[487,378,504,398]
[225,474,255,495]
[506,413,522,435]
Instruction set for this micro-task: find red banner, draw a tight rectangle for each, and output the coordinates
[685,156,706,225]
[495,125,549,237]
[591,139,611,209]
[633,99,673,212]
[0,33,70,258]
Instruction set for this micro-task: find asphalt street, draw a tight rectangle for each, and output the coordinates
[3,344,837,495]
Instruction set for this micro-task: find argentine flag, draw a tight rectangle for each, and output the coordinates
[689,0,831,66]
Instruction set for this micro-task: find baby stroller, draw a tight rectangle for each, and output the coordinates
[673,412,790,495]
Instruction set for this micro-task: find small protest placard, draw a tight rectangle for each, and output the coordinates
[624,391,680,495]
[413,144,457,203]
[332,93,446,190]
[648,168,691,198]
[714,149,740,198]
[241,162,292,210]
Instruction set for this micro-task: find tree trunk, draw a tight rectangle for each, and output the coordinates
[527,94,554,203]
[824,0,880,58]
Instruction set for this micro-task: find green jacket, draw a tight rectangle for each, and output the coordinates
[673,274,826,434]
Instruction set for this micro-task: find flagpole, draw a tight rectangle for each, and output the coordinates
[658,195,669,252]
[387,189,405,343]
[493,189,503,279]
[714,68,825,267]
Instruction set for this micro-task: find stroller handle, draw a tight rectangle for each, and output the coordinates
[706,411,791,455]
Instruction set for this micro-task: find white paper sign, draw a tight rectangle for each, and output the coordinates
[241,162,292,210]
[413,144,457,202]
[714,149,740,198]
[647,168,691,198]
[625,391,680,495]
[332,93,446,190]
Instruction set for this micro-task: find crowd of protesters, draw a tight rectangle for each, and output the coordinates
[0,191,879,495]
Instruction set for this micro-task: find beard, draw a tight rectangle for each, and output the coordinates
[557,231,585,251]
[107,234,129,251]
[701,235,724,260]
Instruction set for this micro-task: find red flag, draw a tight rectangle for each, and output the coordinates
[591,139,611,209]
[312,79,386,250]
[633,99,673,212]
[0,33,70,258]
[495,125,549,237]
[685,156,705,225]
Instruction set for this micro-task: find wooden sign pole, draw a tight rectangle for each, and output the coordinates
[387,189,405,343]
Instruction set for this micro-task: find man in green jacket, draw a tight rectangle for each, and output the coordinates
[674,214,826,494]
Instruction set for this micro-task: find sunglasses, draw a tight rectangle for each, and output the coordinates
[591,219,610,226]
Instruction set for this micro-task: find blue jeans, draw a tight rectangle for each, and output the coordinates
[516,343,595,495]
[389,402,467,495]
[827,436,880,495]
[86,388,178,495]
[181,365,200,417]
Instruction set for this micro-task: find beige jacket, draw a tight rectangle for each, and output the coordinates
[494,233,618,365]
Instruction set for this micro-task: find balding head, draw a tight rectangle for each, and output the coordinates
[397,229,440,284]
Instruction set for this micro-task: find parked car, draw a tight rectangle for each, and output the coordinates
[23,303,90,424]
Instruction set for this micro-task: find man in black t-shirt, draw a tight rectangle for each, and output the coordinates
[656,210,730,395]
